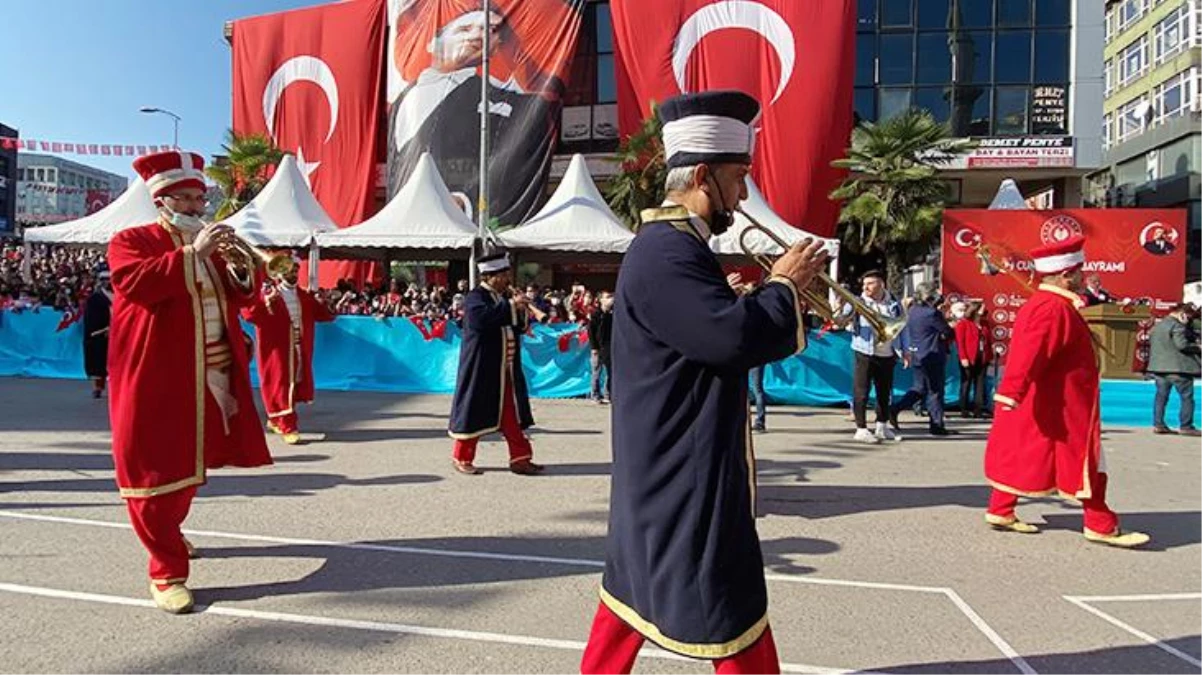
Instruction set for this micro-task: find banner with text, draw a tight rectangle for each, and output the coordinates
[385,0,584,226]
[941,208,1188,364]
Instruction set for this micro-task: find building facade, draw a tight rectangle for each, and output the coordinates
[853,0,1104,207]
[0,124,16,236]
[15,153,128,229]
[1089,0,1200,280]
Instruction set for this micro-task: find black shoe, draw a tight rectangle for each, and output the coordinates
[888,407,900,431]
[930,426,955,436]
[91,389,102,399]
[1180,427,1201,437]
[752,423,766,434]
[1153,426,1177,435]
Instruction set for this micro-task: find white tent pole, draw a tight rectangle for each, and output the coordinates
[308,239,320,290]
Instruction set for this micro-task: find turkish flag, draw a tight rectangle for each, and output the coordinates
[232,0,385,289]
[612,0,855,237]
[85,190,111,215]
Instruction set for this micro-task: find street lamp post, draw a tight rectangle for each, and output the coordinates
[139,106,181,148]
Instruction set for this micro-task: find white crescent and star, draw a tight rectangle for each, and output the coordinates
[262,55,340,184]
[954,228,980,249]
[672,0,796,105]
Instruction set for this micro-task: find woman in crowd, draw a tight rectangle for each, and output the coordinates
[954,301,991,418]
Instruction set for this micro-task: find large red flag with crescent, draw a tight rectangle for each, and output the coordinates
[231,0,385,288]
[612,0,855,237]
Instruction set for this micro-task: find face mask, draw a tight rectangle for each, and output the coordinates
[705,169,734,236]
[158,205,205,232]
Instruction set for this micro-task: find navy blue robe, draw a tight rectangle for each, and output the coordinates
[601,206,806,658]
[82,290,111,378]
[448,284,534,438]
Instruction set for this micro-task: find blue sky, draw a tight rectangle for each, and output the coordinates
[2,0,328,181]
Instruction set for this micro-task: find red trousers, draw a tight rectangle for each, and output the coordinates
[125,487,196,587]
[580,602,781,674]
[988,472,1119,534]
[452,380,533,465]
[270,412,299,434]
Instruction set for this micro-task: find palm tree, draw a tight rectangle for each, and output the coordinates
[604,103,667,229]
[830,109,974,295]
[205,130,284,220]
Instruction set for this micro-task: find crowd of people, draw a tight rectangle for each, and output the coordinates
[0,243,107,313]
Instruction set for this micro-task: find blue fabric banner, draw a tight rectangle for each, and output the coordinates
[1,310,1196,429]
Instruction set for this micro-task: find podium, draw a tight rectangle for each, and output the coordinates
[1080,304,1150,380]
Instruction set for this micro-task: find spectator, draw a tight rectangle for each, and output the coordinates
[890,282,955,436]
[1147,303,1200,436]
[842,270,904,444]
[954,301,991,418]
[588,291,614,403]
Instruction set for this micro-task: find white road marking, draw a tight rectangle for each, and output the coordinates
[1064,595,1202,669]
[0,509,1026,672]
[0,581,850,674]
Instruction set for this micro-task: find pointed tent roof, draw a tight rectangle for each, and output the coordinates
[23,178,158,245]
[500,154,633,253]
[224,154,337,247]
[709,178,839,256]
[316,153,476,250]
[988,178,1030,209]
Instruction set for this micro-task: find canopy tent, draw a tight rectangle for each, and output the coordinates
[710,178,839,258]
[499,154,633,258]
[22,178,158,245]
[316,152,476,259]
[223,154,337,247]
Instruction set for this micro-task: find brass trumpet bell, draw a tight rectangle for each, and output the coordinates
[735,207,905,346]
[218,231,297,278]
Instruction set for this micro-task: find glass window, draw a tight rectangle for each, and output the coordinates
[917,0,951,29]
[915,86,952,122]
[1035,0,1070,26]
[858,0,878,30]
[1103,113,1113,150]
[1161,76,1185,120]
[882,0,914,27]
[596,54,616,104]
[997,0,1031,26]
[879,33,914,84]
[994,31,1032,83]
[1117,96,1148,142]
[1034,29,1069,83]
[857,35,877,85]
[1119,35,1147,85]
[1104,59,1114,96]
[917,32,953,84]
[959,0,994,28]
[952,31,993,84]
[855,87,878,123]
[595,3,613,53]
[1118,0,1145,32]
[1153,5,1187,65]
[995,86,1029,134]
[879,87,914,119]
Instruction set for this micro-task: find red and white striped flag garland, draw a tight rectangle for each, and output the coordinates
[0,137,176,156]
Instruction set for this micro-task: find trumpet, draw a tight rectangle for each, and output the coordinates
[735,207,906,345]
[217,229,297,279]
[974,242,1035,294]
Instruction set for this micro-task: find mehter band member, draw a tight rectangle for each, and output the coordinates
[83,268,113,399]
[243,257,335,445]
[984,235,1150,548]
[581,90,828,674]
[108,150,271,613]
[447,250,543,476]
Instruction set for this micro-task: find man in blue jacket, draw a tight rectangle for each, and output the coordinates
[890,282,954,436]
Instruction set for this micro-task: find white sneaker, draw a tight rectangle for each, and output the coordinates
[875,422,899,441]
[853,428,880,444]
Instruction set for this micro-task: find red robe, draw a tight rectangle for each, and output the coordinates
[107,221,272,498]
[242,284,335,418]
[985,283,1101,500]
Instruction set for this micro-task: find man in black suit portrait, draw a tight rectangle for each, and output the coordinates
[1144,225,1177,256]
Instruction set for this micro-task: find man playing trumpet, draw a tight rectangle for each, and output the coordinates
[243,256,335,445]
[107,150,271,614]
[581,91,827,674]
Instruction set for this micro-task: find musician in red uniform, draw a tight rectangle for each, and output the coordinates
[108,151,272,614]
[983,235,1150,548]
[243,258,335,445]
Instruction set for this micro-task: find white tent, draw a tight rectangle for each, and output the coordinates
[500,154,633,254]
[224,154,337,247]
[710,178,839,257]
[23,178,158,245]
[316,152,476,253]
